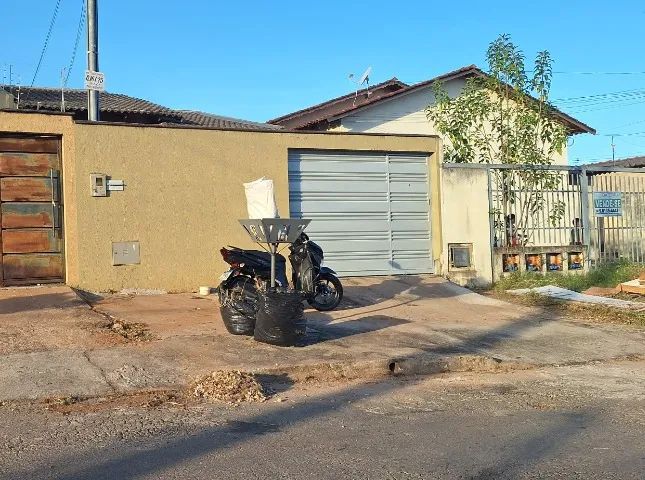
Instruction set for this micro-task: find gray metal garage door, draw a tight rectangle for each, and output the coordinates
[288,150,433,276]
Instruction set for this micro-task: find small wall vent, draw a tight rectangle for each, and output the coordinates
[449,243,473,270]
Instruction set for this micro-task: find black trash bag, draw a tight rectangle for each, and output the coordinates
[254,290,306,346]
[220,304,255,335]
[219,278,257,336]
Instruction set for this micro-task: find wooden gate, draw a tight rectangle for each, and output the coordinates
[0,136,64,286]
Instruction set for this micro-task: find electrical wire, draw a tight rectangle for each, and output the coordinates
[64,0,86,86]
[565,99,645,114]
[553,90,645,112]
[607,118,645,130]
[552,71,645,76]
[30,0,63,87]
[602,130,645,137]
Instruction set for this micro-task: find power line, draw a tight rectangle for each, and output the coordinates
[554,88,645,104]
[64,0,86,86]
[565,98,645,114]
[601,129,645,137]
[607,118,645,130]
[31,0,63,87]
[552,70,645,76]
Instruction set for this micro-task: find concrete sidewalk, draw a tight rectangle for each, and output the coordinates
[1,276,644,402]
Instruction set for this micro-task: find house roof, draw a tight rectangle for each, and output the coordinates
[4,85,175,115]
[268,65,596,135]
[268,78,408,129]
[1,86,280,130]
[587,156,645,168]
[172,110,282,130]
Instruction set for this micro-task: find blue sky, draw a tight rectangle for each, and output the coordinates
[2,0,645,163]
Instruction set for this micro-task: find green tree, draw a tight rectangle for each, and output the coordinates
[427,34,571,245]
[427,34,567,165]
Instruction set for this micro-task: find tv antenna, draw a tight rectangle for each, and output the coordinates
[348,66,372,106]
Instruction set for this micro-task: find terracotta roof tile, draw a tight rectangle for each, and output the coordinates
[587,156,645,168]
[268,78,408,129]
[1,86,279,130]
[173,110,282,130]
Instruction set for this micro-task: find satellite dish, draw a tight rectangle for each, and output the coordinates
[348,66,373,106]
[359,66,372,86]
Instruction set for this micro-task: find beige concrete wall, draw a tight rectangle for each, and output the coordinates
[440,167,493,287]
[0,111,80,284]
[70,123,441,291]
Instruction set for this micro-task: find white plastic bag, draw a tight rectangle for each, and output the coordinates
[243,177,279,219]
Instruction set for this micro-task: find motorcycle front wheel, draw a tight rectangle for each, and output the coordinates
[307,272,343,311]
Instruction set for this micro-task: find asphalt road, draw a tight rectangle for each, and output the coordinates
[1,361,644,480]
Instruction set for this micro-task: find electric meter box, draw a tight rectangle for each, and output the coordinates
[90,173,107,197]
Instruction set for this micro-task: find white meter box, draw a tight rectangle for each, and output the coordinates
[112,241,140,265]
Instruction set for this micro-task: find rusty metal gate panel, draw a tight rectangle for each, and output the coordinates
[0,136,64,286]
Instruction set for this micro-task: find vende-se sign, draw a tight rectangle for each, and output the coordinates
[84,71,105,91]
[593,192,622,217]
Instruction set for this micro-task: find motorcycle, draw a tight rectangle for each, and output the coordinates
[218,233,343,312]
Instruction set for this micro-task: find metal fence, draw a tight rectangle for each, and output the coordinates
[445,163,645,270]
[485,164,645,266]
[488,168,583,248]
[588,172,645,264]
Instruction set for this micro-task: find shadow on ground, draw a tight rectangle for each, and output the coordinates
[0,292,82,315]
[302,314,411,345]
[336,275,469,310]
[10,299,590,480]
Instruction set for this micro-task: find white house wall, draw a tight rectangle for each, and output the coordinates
[337,78,569,165]
[440,167,493,287]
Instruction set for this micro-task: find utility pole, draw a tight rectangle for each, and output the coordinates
[86,0,100,121]
[611,135,615,162]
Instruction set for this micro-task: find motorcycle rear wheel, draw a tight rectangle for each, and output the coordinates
[307,272,343,311]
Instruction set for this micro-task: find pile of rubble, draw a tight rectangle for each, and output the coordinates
[192,370,267,405]
[109,318,150,341]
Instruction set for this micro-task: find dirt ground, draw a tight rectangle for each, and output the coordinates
[0,286,125,355]
[2,276,645,405]
[91,292,224,339]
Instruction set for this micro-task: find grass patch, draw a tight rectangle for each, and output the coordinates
[490,291,645,327]
[493,261,644,293]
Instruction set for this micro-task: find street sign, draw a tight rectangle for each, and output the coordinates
[593,192,622,217]
[84,70,105,91]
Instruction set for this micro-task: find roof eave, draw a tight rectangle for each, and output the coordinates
[325,65,595,135]
[267,78,408,125]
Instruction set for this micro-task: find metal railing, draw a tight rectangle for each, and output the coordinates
[444,163,645,267]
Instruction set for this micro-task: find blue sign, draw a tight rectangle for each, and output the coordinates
[593,192,622,217]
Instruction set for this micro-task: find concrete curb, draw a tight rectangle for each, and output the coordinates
[3,349,643,403]
[251,352,645,384]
